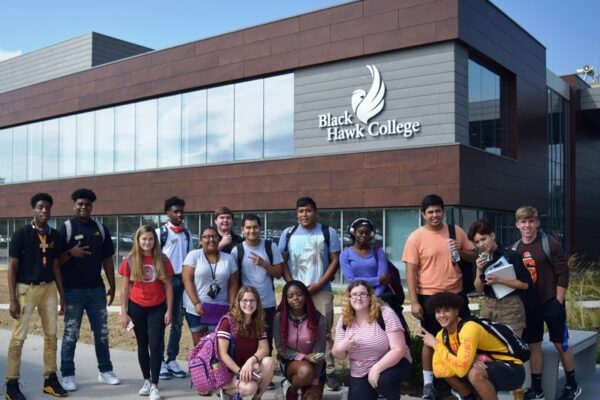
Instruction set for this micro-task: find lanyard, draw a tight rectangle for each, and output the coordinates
[203,250,218,280]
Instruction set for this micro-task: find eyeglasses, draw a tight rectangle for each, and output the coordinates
[240,299,256,304]
[349,293,369,299]
[201,235,219,241]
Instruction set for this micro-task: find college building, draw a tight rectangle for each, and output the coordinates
[1,0,599,274]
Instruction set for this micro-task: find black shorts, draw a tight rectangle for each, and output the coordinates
[418,293,471,335]
[523,297,567,344]
[486,361,525,392]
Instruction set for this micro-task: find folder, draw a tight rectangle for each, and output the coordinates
[484,263,516,299]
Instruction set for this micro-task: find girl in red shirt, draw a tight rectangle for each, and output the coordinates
[119,225,174,400]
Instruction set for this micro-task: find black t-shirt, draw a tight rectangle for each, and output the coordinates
[9,224,64,284]
[218,232,244,254]
[59,218,115,289]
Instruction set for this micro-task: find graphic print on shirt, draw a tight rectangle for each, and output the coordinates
[289,234,324,285]
[521,251,538,283]
[142,263,157,282]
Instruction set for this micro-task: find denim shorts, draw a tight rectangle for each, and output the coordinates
[185,311,216,333]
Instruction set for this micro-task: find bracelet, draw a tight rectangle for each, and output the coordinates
[193,301,201,306]
[252,355,259,363]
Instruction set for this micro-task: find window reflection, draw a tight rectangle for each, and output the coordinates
[265,74,294,157]
[182,90,207,165]
[0,129,12,184]
[27,123,43,181]
[43,120,59,179]
[115,104,135,172]
[235,80,263,160]
[13,126,28,182]
[59,116,76,177]
[385,209,420,276]
[207,85,234,163]
[136,99,158,170]
[95,108,114,174]
[77,112,95,175]
[117,216,140,261]
[158,95,182,168]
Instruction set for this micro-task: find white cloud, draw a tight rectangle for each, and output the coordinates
[0,48,23,62]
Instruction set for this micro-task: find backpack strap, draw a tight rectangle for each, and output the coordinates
[284,224,300,253]
[448,223,456,240]
[512,234,553,265]
[264,239,274,265]
[321,224,330,250]
[94,219,105,242]
[235,243,245,288]
[183,227,191,251]
[159,225,168,248]
[65,219,72,243]
[442,318,468,355]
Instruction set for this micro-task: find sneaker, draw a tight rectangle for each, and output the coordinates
[220,389,232,400]
[98,371,121,385]
[422,383,439,400]
[159,362,171,380]
[267,382,276,391]
[43,373,68,398]
[149,387,161,400]
[138,380,151,396]
[558,385,582,400]
[524,388,545,399]
[166,360,187,378]
[5,380,27,400]
[60,376,77,392]
[325,374,341,392]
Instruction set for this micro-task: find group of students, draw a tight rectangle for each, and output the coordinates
[5,191,582,400]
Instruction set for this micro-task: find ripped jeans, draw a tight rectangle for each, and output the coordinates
[60,286,113,377]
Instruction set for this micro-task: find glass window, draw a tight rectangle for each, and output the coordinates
[27,122,43,181]
[182,90,207,166]
[264,74,294,157]
[342,209,383,249]
[43,120,59,179]
[115,104,135,172]
[136,99,158,170]
[98,216,118,264]
[183,214,200,249]
[12,125,28,182]
[468,59,505,155]
[117,216,140,261]
[234,80,263,160]
[0,219,8,266]
[158,95,182,168]
[76,112,95,175]
[141,215,159,228]
[264,211,296,243]
[95,108,115,174]
[59,115,76,177]
[0,128,12,184]
[385,209,420,275]
[207,85,234,163]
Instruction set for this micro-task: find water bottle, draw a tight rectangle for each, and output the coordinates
[449,241,461,263]
[340,385,349,400]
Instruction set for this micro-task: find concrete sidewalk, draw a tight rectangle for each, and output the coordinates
[1,329,599,400]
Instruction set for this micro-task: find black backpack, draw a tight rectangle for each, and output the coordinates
[448,224,475,294]
[235,240,275,290]
[283,223,330,253]
[442,317,530,362]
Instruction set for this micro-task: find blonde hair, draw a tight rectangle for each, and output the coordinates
[229,286,265,339]
[515,206,538,221]
[341,280,380,328]
[129,225,167,283]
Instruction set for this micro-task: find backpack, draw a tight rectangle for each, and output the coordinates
[159,224,191,250]
[235,240,275,290]
[64,218,105,243]
[448,224,475,294]
[188,315,236,393]
[283,223,330,253]
[442,317,530,362]
[511,232,552,284]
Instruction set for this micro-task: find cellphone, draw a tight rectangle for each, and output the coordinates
[126,321,135,331]
[312,352,324,361]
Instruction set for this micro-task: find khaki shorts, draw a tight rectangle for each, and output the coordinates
[480,294,526,335]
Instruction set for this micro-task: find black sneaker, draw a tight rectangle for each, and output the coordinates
[42,373,68,398]
[558,385,582,400]
[5,380,27,400]
[422,383,439,400]
[325,374,341,392]
[524,387,545,400]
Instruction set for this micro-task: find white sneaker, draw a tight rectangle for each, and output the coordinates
[149,387,161,400]
[98,370,121,385]
[61,375,77,391]
[159,362,171,380]
[166,360,187,378]
[138,380,151,396]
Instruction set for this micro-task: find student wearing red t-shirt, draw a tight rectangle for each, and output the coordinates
[119,226,174,400]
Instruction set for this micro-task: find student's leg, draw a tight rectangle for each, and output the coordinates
[444,377,473,398]
[37,282,59,378]
[254,356,275,398]
[263,307,276,355]
[60,288,85,377]
[311,291,335,375]
[467,364,498,400]
[285,360,317,397]
[129,301,151,381]
[86,286,113,373]
[165,274,184,362]
[348,376,377,400]
[376,358,412,400]
[7,284,39,380]
[147,302,167,385]
[478,361,525,394]
[545,298,578,389]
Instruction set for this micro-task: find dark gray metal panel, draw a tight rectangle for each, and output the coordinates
[294,42,461,157]
[581,87,600,110]
[91,32,152,67]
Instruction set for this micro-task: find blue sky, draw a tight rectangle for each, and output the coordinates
[0,0,598,77]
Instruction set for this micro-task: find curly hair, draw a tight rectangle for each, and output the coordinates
[277,280,320,348]
[30,192,53,208]
[129,225,167,283]
[229,286,265,339]
[341,280,380,328]
[425,292,464,314]
[71,188,97,203]
[164,196,185,212]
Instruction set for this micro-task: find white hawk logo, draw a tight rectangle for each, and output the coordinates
[351,65,386,124]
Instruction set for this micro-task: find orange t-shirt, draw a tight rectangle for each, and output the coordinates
[402,224,474,295]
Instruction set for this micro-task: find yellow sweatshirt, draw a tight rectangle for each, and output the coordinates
[432,320,522,378]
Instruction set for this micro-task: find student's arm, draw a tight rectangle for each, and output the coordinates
[474,259,485,294]
[119,259,132,329]
[432,322,479,378]
[7,257,20,319]
[164,275,173,326]
[102,256,116,306]
[52,258,66,315]
[217,320,241,377]
[277,230,292,281]
[182,264,204,316]
[405,262,421,320]
[550,238,569,304]
[309,251,339,296]
[369,329,406,388]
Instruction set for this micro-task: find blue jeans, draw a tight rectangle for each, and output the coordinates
[60,287,113,376]
[165,274,184,362]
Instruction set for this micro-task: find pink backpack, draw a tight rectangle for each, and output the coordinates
[189,315,236,393]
